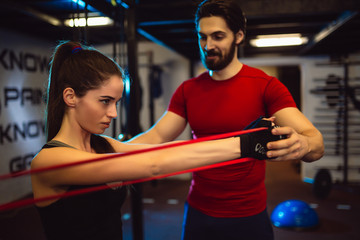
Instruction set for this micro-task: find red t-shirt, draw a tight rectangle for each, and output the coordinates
[168,64,296,217]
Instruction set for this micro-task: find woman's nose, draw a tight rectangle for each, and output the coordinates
[108,104,118,118]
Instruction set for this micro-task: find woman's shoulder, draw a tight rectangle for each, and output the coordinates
[31,138,99,170]
[100,135,127,153]
[31,142,77,169]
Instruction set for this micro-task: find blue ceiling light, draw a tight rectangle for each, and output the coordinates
[139,19,193,27]
[137,28,170,50]
[271,200,319,229]
[108,0,129,9]
[118,0,130,9]
[71,0,85,7]
[71,0,98,12]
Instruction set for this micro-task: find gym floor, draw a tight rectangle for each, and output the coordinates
[0,161,359,240]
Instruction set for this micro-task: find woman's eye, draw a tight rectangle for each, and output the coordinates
[101,99,110,105]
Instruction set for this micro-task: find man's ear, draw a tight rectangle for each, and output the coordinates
[235,30,245,45]
[63,87,76,107]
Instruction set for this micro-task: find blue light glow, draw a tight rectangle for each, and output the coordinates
[139,19,193,27]
[72,0,85,7]
[71,0,98,12]
[303,177,314,184]
[118,133,125,140]
[119,0,129,9]
[137,28,172,51]
[109,0,129,9]
[124,74,131,96]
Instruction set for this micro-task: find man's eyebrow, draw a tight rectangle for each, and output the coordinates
[211,31,226,35]
[198,31,225,36]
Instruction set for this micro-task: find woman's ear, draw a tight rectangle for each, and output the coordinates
[63,87,76,107]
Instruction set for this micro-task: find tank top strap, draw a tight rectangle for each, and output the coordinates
[42,140,77,149]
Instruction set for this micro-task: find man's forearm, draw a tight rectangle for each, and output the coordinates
[301,129,324,162]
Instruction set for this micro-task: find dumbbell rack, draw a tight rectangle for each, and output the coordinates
[309,58,360,198]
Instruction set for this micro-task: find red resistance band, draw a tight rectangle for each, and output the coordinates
[0,127,266,212]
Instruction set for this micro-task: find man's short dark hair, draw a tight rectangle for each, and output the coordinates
[195,0,247,37]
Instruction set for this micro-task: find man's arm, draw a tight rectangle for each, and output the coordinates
[127,111,187,144]
[268,107,324,162]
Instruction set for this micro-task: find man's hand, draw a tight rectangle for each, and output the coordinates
[266,126,310,161]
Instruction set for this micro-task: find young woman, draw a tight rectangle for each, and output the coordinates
[31,40,276,240]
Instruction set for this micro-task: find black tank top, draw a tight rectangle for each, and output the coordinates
[36,140,127,240]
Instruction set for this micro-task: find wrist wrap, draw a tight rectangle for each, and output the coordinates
[239,117,286,160]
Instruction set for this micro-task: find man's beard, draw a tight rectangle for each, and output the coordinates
[201,40,236,71]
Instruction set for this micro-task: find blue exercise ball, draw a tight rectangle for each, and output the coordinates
[271,200,319,229]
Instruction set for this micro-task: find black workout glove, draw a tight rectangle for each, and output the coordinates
[239,117,286,160]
